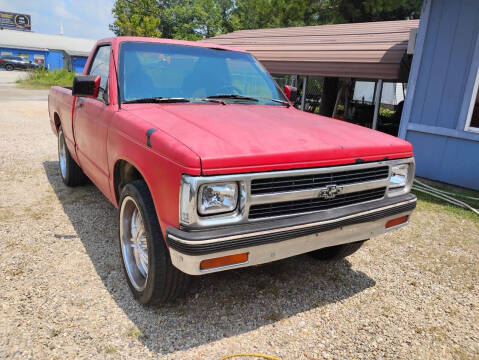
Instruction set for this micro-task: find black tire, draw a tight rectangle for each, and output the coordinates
[58,126,87,186]
[119,180,190,305]
[5,64,14,71]
[309,240,366,261]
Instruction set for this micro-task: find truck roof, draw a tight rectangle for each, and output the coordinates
[95,36,247,53]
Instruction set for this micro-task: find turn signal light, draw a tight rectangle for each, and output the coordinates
[385,215,409,228]
[200,253,249,270]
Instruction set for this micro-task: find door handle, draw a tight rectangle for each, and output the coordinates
[77,98,84,108]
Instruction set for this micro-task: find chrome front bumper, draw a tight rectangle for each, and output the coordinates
[167,194,416,275]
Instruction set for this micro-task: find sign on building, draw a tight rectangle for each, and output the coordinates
[0,11,31,31]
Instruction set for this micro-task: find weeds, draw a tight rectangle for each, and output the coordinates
[125,325,143,339]
[16,68,75,89]
[103,345,117,354]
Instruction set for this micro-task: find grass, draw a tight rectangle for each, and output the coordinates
[125,325,143,339]
[415,195,479,224]
[412,178,479,224]
[103,345,117,354]
[16,68,75,89]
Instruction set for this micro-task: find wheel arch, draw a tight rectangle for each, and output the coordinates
[53,112,61,134]
[113,158,150,207]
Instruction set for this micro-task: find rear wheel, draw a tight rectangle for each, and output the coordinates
[58,126,87,186]
[119,180,189,305]
[309,240,366,261]
[5,64,14,71]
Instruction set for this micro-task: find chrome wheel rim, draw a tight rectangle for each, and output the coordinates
[120,196,149,291]
[58,131,67,179]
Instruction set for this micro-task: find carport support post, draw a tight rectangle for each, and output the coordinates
[319,77,339,117]
[372,79,383,129]
[300,76,308,110]
[290,75,297,87]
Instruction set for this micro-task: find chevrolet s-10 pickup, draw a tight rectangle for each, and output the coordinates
[48,36,416,305]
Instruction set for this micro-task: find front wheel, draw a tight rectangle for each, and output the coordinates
[119,180,189,305]
[5,64,14,71]
[309,240,366,261]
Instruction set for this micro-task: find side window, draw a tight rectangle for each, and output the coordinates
[88,45,111,101]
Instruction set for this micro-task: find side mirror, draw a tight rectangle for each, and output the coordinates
[72,75,100,98]
[284,85,298,103]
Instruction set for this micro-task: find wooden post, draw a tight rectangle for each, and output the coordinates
[372,79,383,129]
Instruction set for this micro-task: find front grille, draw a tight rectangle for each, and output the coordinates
[250,166,389,195]
[248,187,386,219]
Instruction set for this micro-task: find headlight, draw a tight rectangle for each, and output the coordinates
[198,182,238,215]
[389,164,409,188]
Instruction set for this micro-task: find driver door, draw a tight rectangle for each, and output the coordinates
[73,45,113,196]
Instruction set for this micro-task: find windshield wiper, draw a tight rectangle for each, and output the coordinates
[207,94,289,106]
[269,98,291,107]
[206,94,259,102]
[123,97,190,104]
[197,98,227,105]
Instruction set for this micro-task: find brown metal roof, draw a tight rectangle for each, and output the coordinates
[207,19,419,80]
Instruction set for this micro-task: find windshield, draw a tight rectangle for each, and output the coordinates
[118,41,287,105]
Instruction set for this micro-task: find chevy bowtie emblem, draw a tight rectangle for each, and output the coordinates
[319,185,343,199]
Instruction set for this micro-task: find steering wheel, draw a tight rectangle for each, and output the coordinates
[214,85,242,95]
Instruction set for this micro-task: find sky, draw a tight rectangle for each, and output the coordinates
[0,0,115,39]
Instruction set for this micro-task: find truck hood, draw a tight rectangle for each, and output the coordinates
[125,104,413,175]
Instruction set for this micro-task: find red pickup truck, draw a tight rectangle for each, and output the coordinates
[48,37,416,305]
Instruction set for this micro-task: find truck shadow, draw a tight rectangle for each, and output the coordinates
[43,160,376,355]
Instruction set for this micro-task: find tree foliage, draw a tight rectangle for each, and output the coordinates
[334,0,423,23]
[110,0,422,39]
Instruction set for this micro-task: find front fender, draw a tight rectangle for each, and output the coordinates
[107,112,201,238]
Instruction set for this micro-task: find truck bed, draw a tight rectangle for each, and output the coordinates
[48,86,75,156]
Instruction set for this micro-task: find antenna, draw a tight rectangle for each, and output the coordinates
[60,21,64,36]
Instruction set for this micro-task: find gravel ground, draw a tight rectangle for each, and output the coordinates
[0,75,478,359]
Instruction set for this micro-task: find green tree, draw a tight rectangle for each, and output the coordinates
[216,0,235,33]
[110,0,162,37]
[110,0,228,39]
[109,0,422,40]
[230,0,275,30]
[332,0,422,23]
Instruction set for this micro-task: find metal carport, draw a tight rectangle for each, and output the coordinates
[207,19,418,80]
[207,20,419,132]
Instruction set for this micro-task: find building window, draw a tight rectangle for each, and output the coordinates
[34,54,45,65]
[465,66,479,132]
